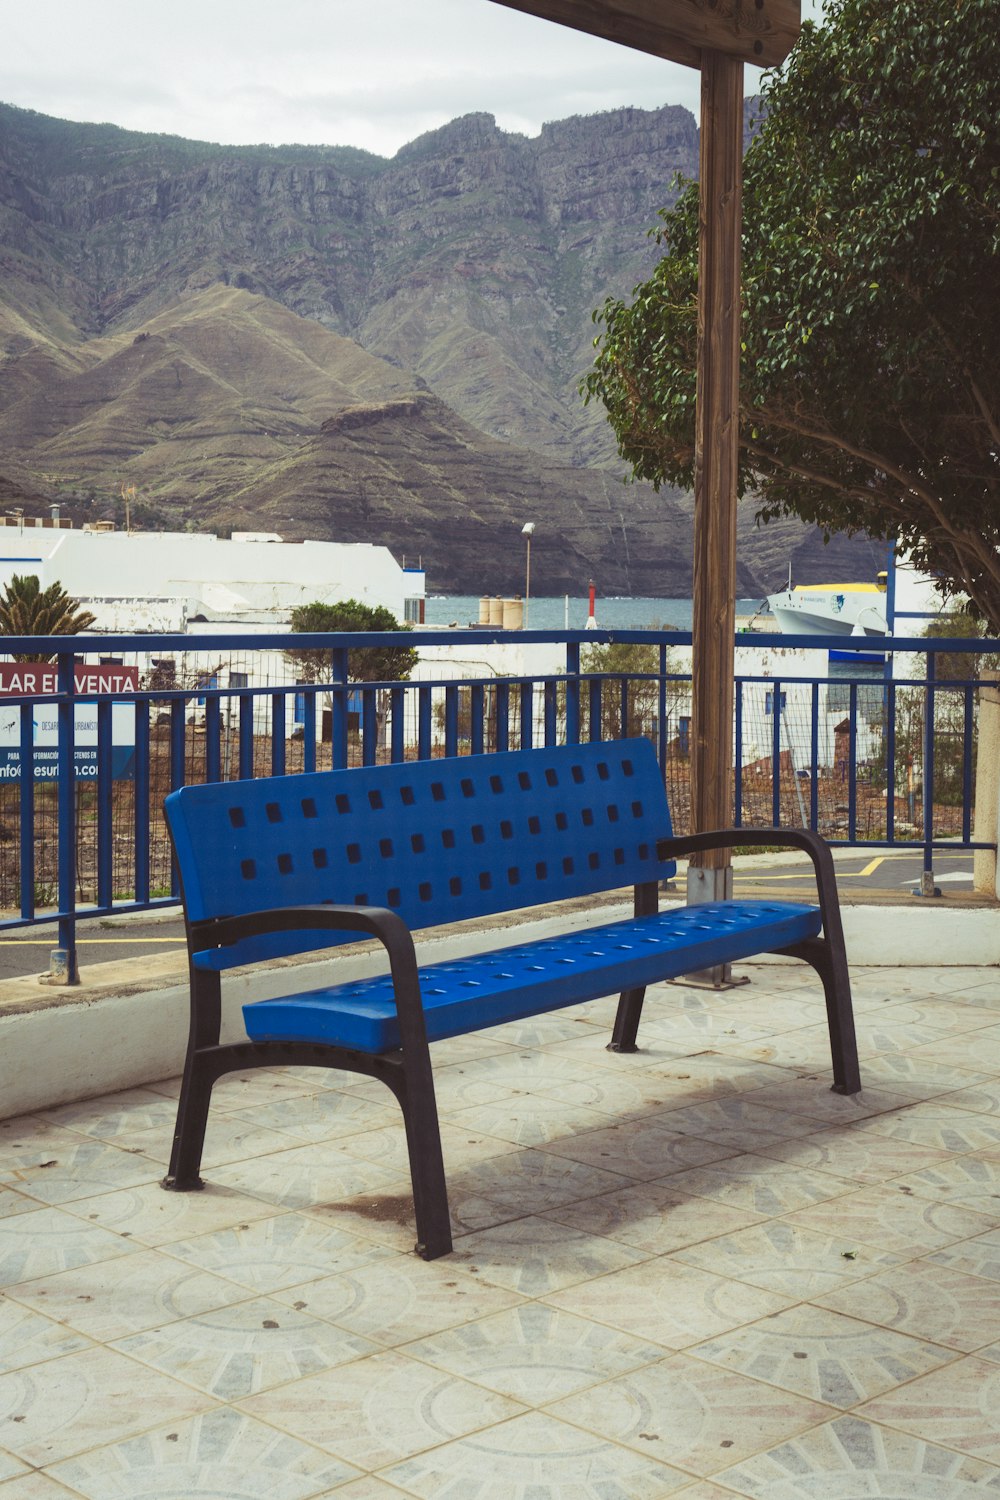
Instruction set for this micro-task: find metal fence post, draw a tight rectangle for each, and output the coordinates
[52,651,79,984]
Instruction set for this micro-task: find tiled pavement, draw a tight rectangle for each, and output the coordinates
[0,962,999,1497]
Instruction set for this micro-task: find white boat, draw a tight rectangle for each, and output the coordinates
[766,580,887,637]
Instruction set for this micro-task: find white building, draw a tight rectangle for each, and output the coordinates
[0,521,424,631]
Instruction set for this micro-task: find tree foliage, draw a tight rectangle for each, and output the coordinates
[285,599,418,684]
[0,574,96,660]
[581,637,680,741]
[584,0,1000,629]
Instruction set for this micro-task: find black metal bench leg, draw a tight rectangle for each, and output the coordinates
[783,937,861,1095]
[162,1049,215,1190]
[819,943,862,1095]
[397,1075,452,1260]
[609,986,646,1053]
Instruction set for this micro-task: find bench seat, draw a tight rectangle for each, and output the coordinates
[243,899,822,1053]
[163,737,860,1260]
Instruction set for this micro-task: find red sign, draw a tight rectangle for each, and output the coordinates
[0,664,140,696]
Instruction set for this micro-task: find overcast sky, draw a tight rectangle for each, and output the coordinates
[0,0,825,159]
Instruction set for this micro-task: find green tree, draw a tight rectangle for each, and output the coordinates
[581,637,680,742]
[0,574,96,660]
[284,599,418,684]
[584,0,1000,630]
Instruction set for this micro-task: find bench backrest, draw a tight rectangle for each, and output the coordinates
[165,737,676,970]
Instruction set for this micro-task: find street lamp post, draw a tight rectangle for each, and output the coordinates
[521,522,535,627]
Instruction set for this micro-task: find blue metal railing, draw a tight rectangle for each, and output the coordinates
[0,626,993,979]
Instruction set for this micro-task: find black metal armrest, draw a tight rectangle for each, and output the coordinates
[189,905,428,1050]
[657,826,846,950]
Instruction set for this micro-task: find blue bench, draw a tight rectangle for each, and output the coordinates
[162,737,860,1259]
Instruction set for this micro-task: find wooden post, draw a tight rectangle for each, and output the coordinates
[690,48,743,874]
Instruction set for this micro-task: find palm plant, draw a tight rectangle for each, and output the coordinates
[0,574,96,660]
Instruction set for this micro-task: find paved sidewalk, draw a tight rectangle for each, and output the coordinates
[0,962,998,1496]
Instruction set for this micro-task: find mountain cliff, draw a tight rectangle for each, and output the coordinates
[0,100,880,594]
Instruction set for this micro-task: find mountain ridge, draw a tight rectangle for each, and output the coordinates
[0,99,883,594]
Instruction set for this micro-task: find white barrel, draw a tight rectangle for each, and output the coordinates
[478,596,491,624]
[502,596,523,630]
[488,595,504,625]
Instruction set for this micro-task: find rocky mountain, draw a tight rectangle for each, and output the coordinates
[0,99,880,595]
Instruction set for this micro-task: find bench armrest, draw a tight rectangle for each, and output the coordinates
[190,904,429,1053]
[656,826,846,947]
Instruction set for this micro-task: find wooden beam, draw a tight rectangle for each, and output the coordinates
[488,0,799,69]
[690,48,743,863]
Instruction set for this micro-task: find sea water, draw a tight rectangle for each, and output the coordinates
[424,595,765,632]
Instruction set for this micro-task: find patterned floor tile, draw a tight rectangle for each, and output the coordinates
[0,1206,138,1287]
[857,1355,1000,1464]
[58,1180,283,1246]
[0,1345,212,1466]
[939,1080,1000,1118]
[755,1126,955,1182]
[439,1214,649,1295]
[715,1413,1000,1496]
[908,1030,1000,1074]
[146,1068,330,1109]
[210,1140,406,1211]
[782,1183,999,1255]
[633,1013,778,1049]
[0,1303,91,1374]
[0,1477,80,1498]
[225,1089,398,1145]
[651,1099,826,1150]
[445,1149,632,1233]
[672,1220,902,1298]
[538,1118,737,1180]
[690,1302,957,1408]
[337,1120,520,1176]
[856,1053,991,1100]
[738,1079,910,1124]
[722,1028,848,1074]
[38,1088,180,1139]
[848,1102,1000,1153]
[542,1180,763,1254]
[163,1210,392,1293]
[527,1064,698,1118]
[858,1001,1000,1035]
[548,1351,829,1476]
[238,1349,523,1470]
[321,1480,422,1500]
[125,1114,312,1173]
[448,1095,627,1148]
[662,1153,854,1218]
[0,1136,160,1205]
[379,1409,691,1497]
[47,1406,358,1498]
[275,1254,524,1344]
[893,1152,1000,1212]
[815,1261,1000,1352]
[545,1257,791,1350]
[0,1454,28,1487]
[642,1054,802,1103]
[5,1247,250,1340]
[407,1302,666,1403]
[300,1189,431,1254]
[927,1227,1000,1281]
[111,1294,378,1397]
[0,1193,36,1224]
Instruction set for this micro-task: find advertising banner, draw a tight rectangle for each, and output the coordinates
[0,663,139,781]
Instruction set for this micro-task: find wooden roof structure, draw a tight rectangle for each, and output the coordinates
[491,0,802,879]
